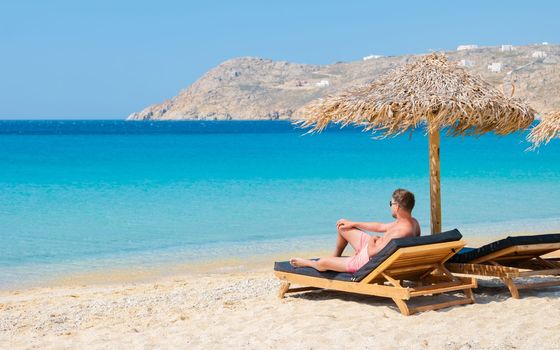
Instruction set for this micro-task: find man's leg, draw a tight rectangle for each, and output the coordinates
[333,226,366,257]
[290,256,349,272]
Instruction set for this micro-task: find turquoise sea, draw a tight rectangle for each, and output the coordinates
[1,120,559,289]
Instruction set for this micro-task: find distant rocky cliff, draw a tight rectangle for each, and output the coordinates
[127,44,560,120]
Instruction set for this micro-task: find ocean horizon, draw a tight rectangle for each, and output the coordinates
[1,120,559,289]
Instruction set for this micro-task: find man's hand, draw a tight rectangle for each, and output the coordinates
[336,219,354,230]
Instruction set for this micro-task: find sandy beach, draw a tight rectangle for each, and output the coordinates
[2,247,560,350]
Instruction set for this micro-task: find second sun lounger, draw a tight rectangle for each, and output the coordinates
[446,233,560,298]
[274,229,476,316]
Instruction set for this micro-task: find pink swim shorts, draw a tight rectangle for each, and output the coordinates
[346,232,371,273]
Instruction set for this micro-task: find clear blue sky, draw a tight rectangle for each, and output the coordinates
[1,0,558,119]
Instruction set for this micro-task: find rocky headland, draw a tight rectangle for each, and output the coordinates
[128,44,560,121]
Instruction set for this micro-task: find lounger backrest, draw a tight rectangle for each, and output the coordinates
[361,240,466,283]
[449,233,560,264]
[352,229,463,282]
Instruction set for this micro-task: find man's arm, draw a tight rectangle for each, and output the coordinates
[353,221,391,233]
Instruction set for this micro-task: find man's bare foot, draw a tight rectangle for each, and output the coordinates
[289,257,308,268]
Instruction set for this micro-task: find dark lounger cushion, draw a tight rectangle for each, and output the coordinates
[274,229,463,282]
[449,233,560,263]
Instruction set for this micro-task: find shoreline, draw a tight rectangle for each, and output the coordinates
[0,247,333,293]
[3,221,560,293]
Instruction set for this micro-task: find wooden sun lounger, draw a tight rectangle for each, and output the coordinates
[274,231,476,316]
[446,235,560,299]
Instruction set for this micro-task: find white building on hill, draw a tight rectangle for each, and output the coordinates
[457,44,478,51]
[316,80,330,87]
[458,59,475,67]
[487,62,503,73]
[501,45,515,52]
[532,51,547,58]
[363,54,383,61]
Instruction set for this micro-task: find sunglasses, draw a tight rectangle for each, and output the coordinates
[389,200,397,207]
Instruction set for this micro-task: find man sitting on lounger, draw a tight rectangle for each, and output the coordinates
[290,188,420,273]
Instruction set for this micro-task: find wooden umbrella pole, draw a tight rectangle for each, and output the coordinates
[428,128,442,234]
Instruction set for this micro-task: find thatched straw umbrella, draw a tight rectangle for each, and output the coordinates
[528,112,560,149]
[297,53,536,234]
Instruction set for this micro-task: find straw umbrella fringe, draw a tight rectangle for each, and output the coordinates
[296,53,536,234]
[527,112,560,149]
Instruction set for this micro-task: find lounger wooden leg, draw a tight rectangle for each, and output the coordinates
[463,286,476,303]
[278,282,290,298]
[392,298,411,316]
[438,263,459,282]
[502,277,520,299]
